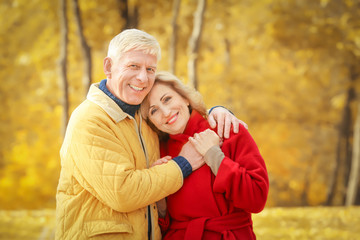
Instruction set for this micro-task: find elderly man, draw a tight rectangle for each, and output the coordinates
[56,29,243,240]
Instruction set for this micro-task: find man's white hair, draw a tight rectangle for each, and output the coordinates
[107,29,161,62]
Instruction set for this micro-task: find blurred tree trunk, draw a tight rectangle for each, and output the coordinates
[118,0,138,30]
[224,38,231,66]
[59,0,69,138]
[326,70,356,205]
[72,0,92,97]
[356,189,360,205]
[301,164,312,206]
[341,66,359,204]
[346,101,360,206]
[188,0,206,90]
[169,0,181,74]
[223,38,233,106]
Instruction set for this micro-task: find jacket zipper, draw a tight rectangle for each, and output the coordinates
[132,114,154,240]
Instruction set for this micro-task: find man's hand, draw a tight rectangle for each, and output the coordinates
[208,107,248,139]
[189,129,220,156]
[179,141,205,171]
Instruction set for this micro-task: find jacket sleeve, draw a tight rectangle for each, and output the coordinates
[213,124,269,213]
[63,114,183,213]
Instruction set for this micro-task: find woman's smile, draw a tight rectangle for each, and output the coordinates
[166,112,179,125]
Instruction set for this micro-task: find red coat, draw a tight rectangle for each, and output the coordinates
[159,111,269,240]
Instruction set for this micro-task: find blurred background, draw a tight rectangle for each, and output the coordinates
[0,0,360,238]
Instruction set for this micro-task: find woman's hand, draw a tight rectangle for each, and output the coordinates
[151,156,172,167]
[189,129,220,156]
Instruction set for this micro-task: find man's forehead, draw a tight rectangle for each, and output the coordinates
[123,50,157,58]
[120,51,157,65]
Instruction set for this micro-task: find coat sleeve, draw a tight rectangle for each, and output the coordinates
[213,124,269,213]
[63,114,183,213]
[158,211,171,236]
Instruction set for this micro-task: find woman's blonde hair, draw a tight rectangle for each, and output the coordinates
[107,29,161,63]
[141,71,207,137]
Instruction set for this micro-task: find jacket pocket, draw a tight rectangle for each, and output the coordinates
[84,220,133,237]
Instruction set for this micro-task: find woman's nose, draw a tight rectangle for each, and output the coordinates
[161,107,171,117]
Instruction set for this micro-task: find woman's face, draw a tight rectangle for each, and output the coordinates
[147,83,190,135]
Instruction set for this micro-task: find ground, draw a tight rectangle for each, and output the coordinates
[0,207,359,239]
[253,207,359,240]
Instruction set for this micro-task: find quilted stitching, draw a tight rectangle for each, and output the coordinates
[56,84,183,240]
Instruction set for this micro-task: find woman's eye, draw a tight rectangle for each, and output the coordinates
[164,96,171,103]
[150,108,157,115]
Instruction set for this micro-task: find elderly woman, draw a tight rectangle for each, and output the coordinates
[141,71,269,240]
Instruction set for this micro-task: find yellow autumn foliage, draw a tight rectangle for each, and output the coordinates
[0,0,359,209]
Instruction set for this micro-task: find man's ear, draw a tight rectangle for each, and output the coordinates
[103,57,112,79]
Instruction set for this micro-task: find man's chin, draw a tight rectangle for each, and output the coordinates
[126,98,144,106]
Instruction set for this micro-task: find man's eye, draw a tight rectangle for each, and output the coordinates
[130,64,138,69]
[147,67,155,73]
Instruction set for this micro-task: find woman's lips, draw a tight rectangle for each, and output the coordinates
[166,112,179,125]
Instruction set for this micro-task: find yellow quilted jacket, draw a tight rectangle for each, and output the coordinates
[56,83,183,240]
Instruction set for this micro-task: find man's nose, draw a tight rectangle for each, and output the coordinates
[137,67,148,82]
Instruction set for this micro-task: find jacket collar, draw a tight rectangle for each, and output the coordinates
[87,83,129,123]
[99,79,140,117]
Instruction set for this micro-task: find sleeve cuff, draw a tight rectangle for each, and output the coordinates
[204,146,225,175]
[173,156,192,178]
[208,106,234,115]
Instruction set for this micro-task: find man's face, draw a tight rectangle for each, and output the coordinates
[106,50,157,105]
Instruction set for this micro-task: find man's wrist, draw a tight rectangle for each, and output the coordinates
[173,156,192,178]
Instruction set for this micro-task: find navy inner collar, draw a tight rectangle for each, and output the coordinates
[99,79,140,118]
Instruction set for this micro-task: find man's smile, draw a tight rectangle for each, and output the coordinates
[129,84,145,91]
